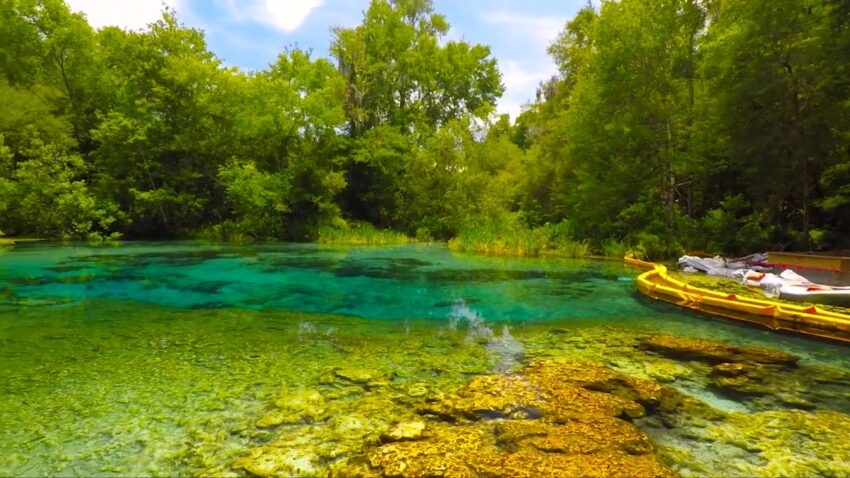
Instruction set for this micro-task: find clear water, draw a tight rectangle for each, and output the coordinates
[1,242,848,477]
[0,242,650,320]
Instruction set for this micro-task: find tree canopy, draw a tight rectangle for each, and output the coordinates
[1,0,848,256]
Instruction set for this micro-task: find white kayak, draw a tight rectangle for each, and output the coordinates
[742,269,850,308]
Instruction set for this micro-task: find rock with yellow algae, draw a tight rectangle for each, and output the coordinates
[257,389,328,427]
[356,361,679,478]
[368,423,498,478]
[494,417,654,456]
[334,368,386,384]
[523,359,669,415]
[232,447,319,477]
[496,448,675,478]
[421,374,544,422]
[638,335,798,366]
[366,420,673,478]
[382,421,427,442]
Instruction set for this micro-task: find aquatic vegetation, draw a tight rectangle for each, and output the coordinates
[316,221,412,246]
[448,222,590,258]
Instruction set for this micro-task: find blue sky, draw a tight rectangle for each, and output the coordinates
[65,0,592,118]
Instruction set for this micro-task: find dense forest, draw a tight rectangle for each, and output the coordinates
[1,0,848,257]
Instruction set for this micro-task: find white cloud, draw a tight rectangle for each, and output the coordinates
[65,0,181,30]
[224,0,324,32]
[496,100,522,120]
[500,60,542,92]
[496,60,557,119]
[482,11,566,49]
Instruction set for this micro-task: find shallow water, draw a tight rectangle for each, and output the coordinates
[1,242,849,477]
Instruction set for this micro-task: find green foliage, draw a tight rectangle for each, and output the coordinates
[601,239,630,259]
[518,0,850,255]
[0,136,120,239]
[1,0,848,257]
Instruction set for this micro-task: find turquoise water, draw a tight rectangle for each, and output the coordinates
[1,242,849,477]
[0,242,649,320]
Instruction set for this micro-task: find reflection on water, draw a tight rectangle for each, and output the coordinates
[0,243,848,476]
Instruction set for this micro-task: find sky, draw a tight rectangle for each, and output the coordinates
[64,0,592,119]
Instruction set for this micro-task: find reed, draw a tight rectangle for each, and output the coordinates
[448,223,590,258]
[317,222,411,246]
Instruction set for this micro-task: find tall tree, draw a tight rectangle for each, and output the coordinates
[330,0,503,234]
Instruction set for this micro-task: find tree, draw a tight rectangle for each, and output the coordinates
[218,49,348,240]
[331,0,503,234]
[90,12,235,237]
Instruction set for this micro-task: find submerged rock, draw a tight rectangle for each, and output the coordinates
[707,410,850,477]
[382,421,427,442]
[638,335,798,366]
[334,368,386,385]
[360,360,681,477]
[232,447,318,477]
[368,420,674,478]
[257,389,328,427]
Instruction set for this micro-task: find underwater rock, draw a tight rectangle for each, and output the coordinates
[366,419,673,478]
[359,360,680,477]
[257,389,328,427]
[642,360,694,383]
[232,447,318,477]
[494,417,654,456]
[368,422,498,478]
[708,410,850,477]
[710,362,775,396]
[526,360,669,407]
[405,382,428,397]
[334,368,386,385]
[422,374,543,421]
[274,388,325,410]
[638,335,798,366]
[422,360,699,423]
[382,421,427,442]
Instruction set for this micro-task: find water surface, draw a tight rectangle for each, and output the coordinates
[1,242,848,477]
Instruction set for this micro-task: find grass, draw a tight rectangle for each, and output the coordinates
[317,221,412,246]
[448,223,591,258]
[0,237,47,245]
[602,239,630,259]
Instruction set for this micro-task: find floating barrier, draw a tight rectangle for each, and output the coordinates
[625,257,850,344]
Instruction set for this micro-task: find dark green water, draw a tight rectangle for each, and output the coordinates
[1,242,848,477]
